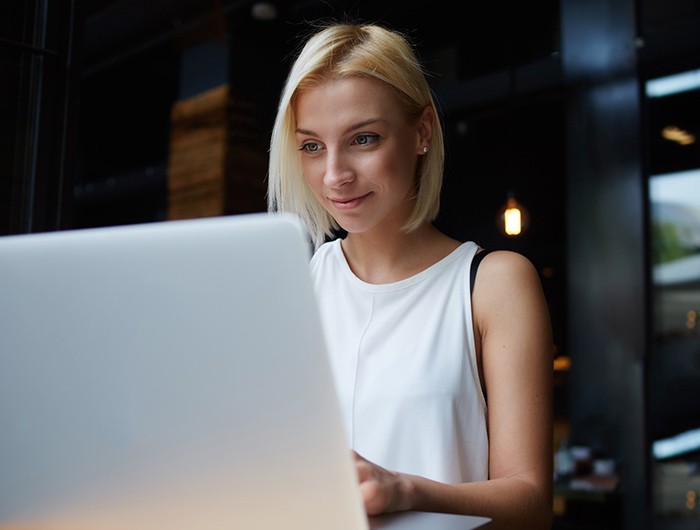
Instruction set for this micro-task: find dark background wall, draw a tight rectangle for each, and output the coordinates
[0,0,79,233]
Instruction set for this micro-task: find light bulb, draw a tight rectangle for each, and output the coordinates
[499,193,528,237]
[504,198,522,235]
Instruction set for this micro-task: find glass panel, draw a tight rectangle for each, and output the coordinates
[646,73,700,523]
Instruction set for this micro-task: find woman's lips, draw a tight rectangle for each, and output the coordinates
[329,192,371,210]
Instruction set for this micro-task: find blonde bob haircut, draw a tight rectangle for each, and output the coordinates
[267,22,445,248]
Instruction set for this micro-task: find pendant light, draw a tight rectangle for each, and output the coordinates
[499,190,528,236]
[498,32,528,238]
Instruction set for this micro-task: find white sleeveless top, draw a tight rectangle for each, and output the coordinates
[309,239,488,484]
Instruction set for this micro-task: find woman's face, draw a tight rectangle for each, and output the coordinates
[294,76,430,236]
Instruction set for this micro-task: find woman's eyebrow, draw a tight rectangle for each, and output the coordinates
[295,117,386,136]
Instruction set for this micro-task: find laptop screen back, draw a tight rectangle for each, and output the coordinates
[0,213,368,530]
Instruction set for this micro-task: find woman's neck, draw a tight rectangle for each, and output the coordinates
[340,224,460,284]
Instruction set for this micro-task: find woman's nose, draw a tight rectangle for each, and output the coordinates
[323,150,354,188]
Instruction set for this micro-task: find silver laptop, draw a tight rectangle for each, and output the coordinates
[0,213,490,530]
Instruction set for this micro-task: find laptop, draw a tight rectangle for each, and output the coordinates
[0,212,490,530]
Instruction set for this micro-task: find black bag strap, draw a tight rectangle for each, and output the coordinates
[470,248,492,295]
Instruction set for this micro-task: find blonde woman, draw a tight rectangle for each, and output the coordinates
[268,21,553,530]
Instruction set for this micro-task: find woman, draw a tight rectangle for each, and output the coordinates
[267,21,553,529]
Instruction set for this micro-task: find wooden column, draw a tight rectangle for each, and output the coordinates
[167,84,229,220]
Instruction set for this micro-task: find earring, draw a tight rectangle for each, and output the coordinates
[422,146,429,154]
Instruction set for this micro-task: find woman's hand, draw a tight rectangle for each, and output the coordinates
[352,450,414,515]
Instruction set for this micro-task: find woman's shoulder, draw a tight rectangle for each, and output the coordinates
[471,248,550,343]
[476,248,535,270]
[472,249,542,298]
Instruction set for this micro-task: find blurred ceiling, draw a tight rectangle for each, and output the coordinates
[81,0,561,82]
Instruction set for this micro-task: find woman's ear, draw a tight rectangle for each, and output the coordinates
[416,105,435,155]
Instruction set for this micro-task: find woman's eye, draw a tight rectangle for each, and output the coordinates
[300,142,321,153]
[355,134,379,146]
